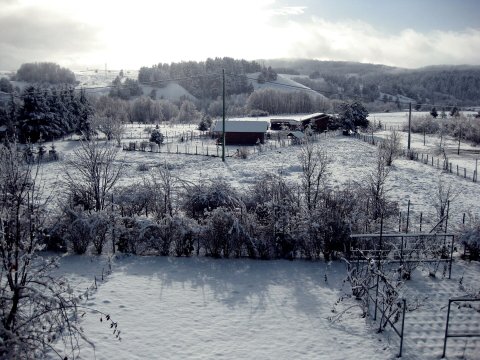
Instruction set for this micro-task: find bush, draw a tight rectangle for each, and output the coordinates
[68,216,92,254]
[171,216,197,257]
[406,115,440,134]
[182,178,241,219]
[150,129,164,145]
[202,207,246,258]
[460,221,480,260]
[116,217,149,255]
[137,163,150,172]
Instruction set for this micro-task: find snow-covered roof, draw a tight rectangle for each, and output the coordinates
[287,131,305,139]
[213,120,269,133]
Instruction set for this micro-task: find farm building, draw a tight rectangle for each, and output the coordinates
[270,118,301,130]
[213,120,269,145]
[299,113,334,132]
[269,113,336,133]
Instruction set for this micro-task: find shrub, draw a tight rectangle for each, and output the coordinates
[149,129,164,145]
[202,207,239,258]
[460,221,480,260]
[182,178,241,219]
[171,216,197,257]
[137,163,150,172]
[68,216,91,254]
[116,217,149,255]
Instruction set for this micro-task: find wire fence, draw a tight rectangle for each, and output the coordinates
[353,132,478,184]
[122,130,340,158]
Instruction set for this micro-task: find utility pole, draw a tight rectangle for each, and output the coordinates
[408,102,412,150]
[457,123,461,155]
[222,69,226,162]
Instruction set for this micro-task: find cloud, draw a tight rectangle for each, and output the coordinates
[0,4,103,70]
[270,6,306,16]
[282,17,480,68]
[0,0,477,70]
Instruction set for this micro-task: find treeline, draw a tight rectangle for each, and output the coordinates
[138,57,260,99]
[367,68,480,104]
[13,62,77,85]
[0,85,91,142]
[246,88,331,115]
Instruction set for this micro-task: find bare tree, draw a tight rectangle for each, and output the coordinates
[63,140,123,212]
[299,141,329,211]
[432,176,458,232]
[379,130,402,166]
[366,149,392,220]
[91,115,125,145]
[0,142,95,358]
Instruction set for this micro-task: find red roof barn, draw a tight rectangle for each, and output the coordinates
[213,120,269,145]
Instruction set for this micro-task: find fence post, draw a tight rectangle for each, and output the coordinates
[442,300,452,358]
[449,235,454,279]
[399,299,406,357]
[406,200,410,234]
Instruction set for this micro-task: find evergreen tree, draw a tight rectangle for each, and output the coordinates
[149,129,164,145]
[339,101,369,132]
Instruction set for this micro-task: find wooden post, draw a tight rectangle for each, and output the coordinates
[406,200,410,234]
[408,102,412,150]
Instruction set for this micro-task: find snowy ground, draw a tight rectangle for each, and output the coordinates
[55,255,480,360]
[39,112,480,359]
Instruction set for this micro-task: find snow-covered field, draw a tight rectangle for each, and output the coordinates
[41,112,480,359]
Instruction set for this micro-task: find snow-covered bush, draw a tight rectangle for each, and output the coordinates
[68,213,92,254]
[460,221,480,260]
[116,217,149,255]
[170,216,197,257]
[407,115,440,134]
[202,207,237,258]
[115,184,154,217]
[59,209,111,255]
[245,173,300,259]
[182,178,242,219]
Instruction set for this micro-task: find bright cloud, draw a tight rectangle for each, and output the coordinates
[284,17,480,68]
[0,0,478,70]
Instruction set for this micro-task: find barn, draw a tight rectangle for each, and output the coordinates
[270,118,301,131]
[299,113,334,132]
[213,120,269,145]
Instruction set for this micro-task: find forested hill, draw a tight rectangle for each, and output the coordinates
[264,59,480,105]
[138,58,480,105]
[138,57,260,99]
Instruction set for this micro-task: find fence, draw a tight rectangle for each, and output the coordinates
[442,297,480,358]
[403,149,478,183]
[122,130,337,158]
[353,132,478,184]
[362,276,407,357]
[348,233,455,279]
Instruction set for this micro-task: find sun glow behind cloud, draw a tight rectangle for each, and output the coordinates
[0,0,479,70]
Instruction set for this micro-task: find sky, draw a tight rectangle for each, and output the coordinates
[0,0,479,71]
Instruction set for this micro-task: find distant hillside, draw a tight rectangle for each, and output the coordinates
[263,59,480,105]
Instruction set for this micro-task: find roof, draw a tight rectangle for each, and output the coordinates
[213,120,269,133]
[270,118,301,124]
[287,131,305,139]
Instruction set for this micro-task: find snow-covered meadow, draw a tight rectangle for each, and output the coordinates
[41,112,480,359]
